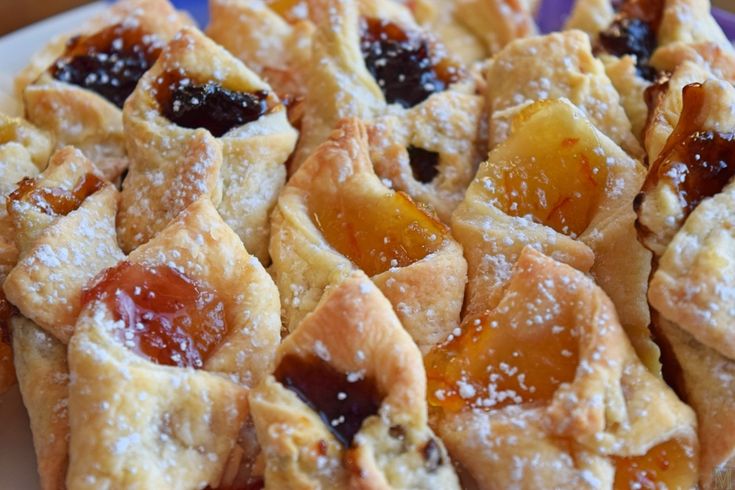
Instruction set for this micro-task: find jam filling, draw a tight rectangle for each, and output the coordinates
[51,23,162,108]
[359,17,460,108]
[637,83,735,231]
[484,127,608,238]
[310,188,447,277]
[82,262,228,369]
[275,354,382,446]
[613,438,698,490]
[597,0,664,80]
[156,71,275,137]
[407,146,440,183]
[425,310,580,413]
[7,173,104,217]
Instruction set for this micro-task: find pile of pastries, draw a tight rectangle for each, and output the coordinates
[1,0,734,488]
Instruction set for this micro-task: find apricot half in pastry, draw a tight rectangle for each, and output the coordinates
[251,272,460,489]
[425,247,698,489]
[67,198,280,489]
[271,118,466,351]
[452,98,657,370]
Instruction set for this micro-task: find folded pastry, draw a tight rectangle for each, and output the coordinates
[655,318,735,489]
[21,0,192,180]
[452,98,658,370]
[568,0,735,141]
[485,30,642,158]
[67,197,281,489]
[251,272,460,489]
[642,61,721,169]
[11,317,70,490]
[271,118,466,352]
[453,0,537,57]
[0,114,52,393]
[425,247,698,489]
[635,79,735,485]
[207,0,315,115]
[119,27,297,262]
[2,147,123,343]
[292,0,484,219]
[404,0,486,63]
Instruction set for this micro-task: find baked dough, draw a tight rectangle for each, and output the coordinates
[250,271,460,489]
[207,0,315,109]
[454,0,537,56]
[3,147,123,343]
[485,30,642,158]
[452,98,657,370]
[0,114,52,393]
[67,197,281,489]
[292,0,483,219]
[426,247,698,489]
[22,0,192,180]
[119,27,297,261]
[270,118,467,352]
[11,317,69,490]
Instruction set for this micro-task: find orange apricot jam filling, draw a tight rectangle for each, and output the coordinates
[310,190,447,277]
[483,131,608,237]
[7,173,104,217]
[82,262,227,369]
[613,438,698,490]
[425,309,580,413]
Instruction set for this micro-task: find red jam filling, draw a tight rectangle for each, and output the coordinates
[82,262,228,369]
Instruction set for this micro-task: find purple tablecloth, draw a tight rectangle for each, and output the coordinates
[161,0,735,38]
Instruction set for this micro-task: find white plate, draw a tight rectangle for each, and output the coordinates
[0,4,106,488]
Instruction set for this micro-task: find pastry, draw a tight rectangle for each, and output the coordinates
[207,0,315,120]
[0,114,52,393]
[635,79,735,485]
[11,318,69,490]
[453,0,537,57]
[270,118,467,352]
[3,147,123,343]
[118,26,297,262]
[292,0,484,220]
[67,197,281,489]
[452,98,658,370]
[567,0,735,142]
[425,247,699,489]
[485,30,643,158]
[21,0,192,181]
[250,271,460,489]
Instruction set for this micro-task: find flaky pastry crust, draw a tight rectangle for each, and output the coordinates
[270,118,466,352]
[119,27,297,261]
[3,147,123,343]
[251,272,460,489]
[67,197,280,489]
[452,99,657,370]
[22,0,192,180]
[431,248,698,489]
